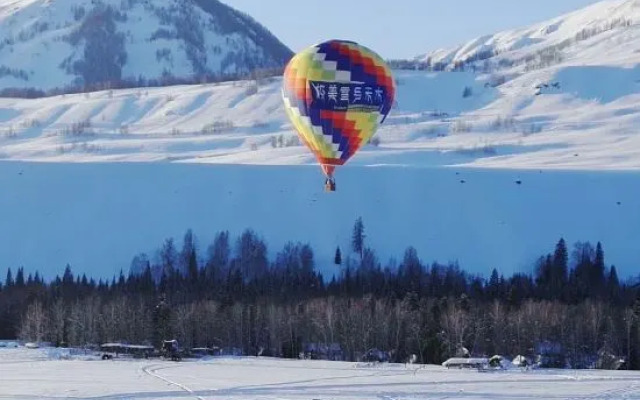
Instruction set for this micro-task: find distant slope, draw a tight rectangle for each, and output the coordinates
[0,0,293,92]
[415,0,640,72]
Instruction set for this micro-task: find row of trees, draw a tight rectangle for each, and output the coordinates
[1,218,639,368]
[0,65,286,99]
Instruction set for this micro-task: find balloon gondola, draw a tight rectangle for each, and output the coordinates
[281,39,396,191]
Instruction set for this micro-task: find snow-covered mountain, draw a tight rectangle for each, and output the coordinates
[415,0,640,72]
[1,0,640,281]
[0,0,292,92]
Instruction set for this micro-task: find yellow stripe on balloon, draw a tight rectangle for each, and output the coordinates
[283,99,336,159]
[346,111,380,143]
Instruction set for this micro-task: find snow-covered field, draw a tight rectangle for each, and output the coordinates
[1,346,640,400]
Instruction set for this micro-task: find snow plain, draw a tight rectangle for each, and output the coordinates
[1,346,640,400]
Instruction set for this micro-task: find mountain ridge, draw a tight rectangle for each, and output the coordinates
[0,0,293,94]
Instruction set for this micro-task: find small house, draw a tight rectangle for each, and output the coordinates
[442,357,489,370]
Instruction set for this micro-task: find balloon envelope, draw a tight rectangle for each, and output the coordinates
[281,39,396,177]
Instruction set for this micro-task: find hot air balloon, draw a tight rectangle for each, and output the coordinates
[281,39,396,192]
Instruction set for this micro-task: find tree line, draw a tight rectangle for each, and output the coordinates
[1,218,639,368]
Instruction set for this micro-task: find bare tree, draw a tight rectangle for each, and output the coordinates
[19,300,47,343]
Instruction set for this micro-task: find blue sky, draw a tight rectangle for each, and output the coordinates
[224,0,603,59]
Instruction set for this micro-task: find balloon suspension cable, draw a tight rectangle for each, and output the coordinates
[321,164,335,179]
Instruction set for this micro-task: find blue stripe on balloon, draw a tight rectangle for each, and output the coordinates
[307,107,353,158]
[317,43,376,84]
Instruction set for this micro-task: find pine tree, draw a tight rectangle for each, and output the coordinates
[180,229,196,277]
[351,217,366,261]
[334,246,342,265]
[15,267,25,287]
[188,249,198,288]
[62,264,74,285]
[488,268,500,299]
[552,238,568,300]
[593,242,606,296]
[607,265,620,303]
[5,268,14,288]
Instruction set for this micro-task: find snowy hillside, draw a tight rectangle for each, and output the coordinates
[0,0,292,92]
[1,0,640,281]
[0,67,639,170]
[415,0,640,72]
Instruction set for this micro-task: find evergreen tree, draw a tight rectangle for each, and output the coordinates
[535,255,552,299]
[593,242,606,295]
[351,217,366,261]
[401,247,423,295]
[488,268,500,299]
[5,268,13,288]
[62,264,74,283]
[334,246,342,265]
[180,229,196,277]
[552,238,568,300]
[188,249,199,288]
[15,267,25,287]
[607,265,620,303]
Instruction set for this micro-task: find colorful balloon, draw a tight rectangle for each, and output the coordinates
[281,39,396,191]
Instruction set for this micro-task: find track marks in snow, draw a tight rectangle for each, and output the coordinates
[142,363,207,400]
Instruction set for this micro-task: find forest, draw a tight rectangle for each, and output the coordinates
[1,217,639,369]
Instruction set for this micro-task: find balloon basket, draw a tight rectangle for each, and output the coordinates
[324,178,336,192]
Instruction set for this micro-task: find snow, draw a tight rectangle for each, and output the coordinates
[1,65,639,171]
[0,1,639,280]
[1,346,640,399]
[415,0,640,69]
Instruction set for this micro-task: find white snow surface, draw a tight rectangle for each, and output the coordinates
[1,346,640,400]
[1,0,640,280]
